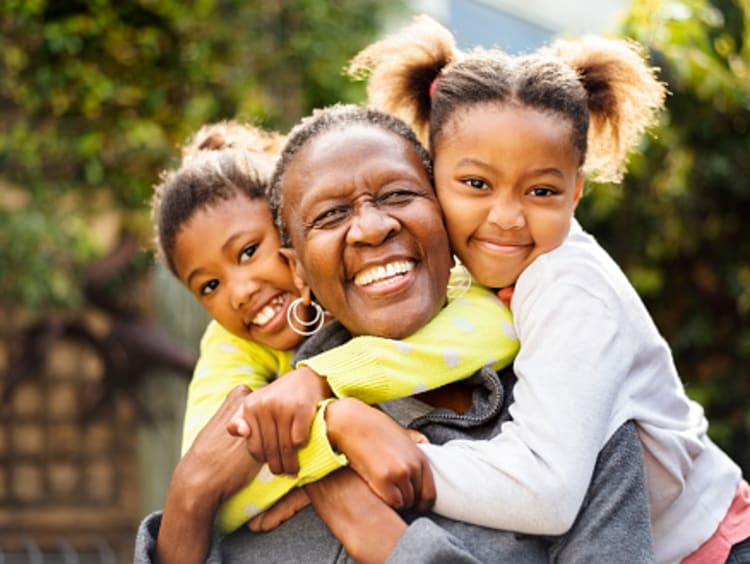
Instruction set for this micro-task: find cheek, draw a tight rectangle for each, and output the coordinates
[266,254,297,291]
[444,209,475,244]
[296,235,342,294]
[532,211,571,251]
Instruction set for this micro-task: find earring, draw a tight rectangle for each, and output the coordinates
[286,297,326,336]
[447,260,471,300]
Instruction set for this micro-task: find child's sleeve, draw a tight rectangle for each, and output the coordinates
[181,321,292,455]
[184,322,347,534]
[298,280,519,404]
[214,399,347,533]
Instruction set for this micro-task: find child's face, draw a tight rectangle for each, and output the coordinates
[434,104,584,289]
[172,195,304,350]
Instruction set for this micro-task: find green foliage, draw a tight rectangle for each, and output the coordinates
[578,0,750,471]
[0,0,401,312]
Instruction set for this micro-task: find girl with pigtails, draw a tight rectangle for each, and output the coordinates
[349,15,750,564]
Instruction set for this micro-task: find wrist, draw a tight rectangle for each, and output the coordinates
[166,458,222,519]
[324,397,363,452]
[299,365,332,400]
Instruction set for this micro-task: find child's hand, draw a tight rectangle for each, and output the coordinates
[325,398,435,512]
[227,366,332,475]
[247,487,311,532]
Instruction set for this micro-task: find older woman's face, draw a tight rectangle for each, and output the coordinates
[281,125,452,339]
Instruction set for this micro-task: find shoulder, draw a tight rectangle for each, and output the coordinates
[198,321,294,368]
[516,221,629,307]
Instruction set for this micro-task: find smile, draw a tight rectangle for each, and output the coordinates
[473,238,532,255]
[252,294,286,326]
[354,260,414,288]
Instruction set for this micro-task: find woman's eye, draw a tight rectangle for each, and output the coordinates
[463,178,488,190]
[313,206,349,228]
[240,244,258,262]
[200,279,219,296]
[379,189,416,205]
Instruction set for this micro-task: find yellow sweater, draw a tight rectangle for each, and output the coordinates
[182,280,518,533]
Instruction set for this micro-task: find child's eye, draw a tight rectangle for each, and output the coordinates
[528,186,557,197]
[240,244,258,263]
[463,178,488,190]
[200,279,219,296]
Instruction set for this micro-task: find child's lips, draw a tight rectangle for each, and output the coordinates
[474,237,532,255]
[247,293,288,330]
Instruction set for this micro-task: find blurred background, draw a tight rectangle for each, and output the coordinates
[0,0,748,561]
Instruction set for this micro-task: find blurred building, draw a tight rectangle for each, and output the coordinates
[408,0,630,51]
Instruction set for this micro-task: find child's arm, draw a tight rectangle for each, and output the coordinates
[232,279,517,474]
[299,280,518,403]
[187,322,347,534]
[419,278,631,534]
[180,321,291,455]
[214,399,347,533]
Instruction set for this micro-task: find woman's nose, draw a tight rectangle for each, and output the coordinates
[346,203,400,246]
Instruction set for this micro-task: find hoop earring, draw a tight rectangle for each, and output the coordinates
[286,297,326,336]
[447,261,471,300]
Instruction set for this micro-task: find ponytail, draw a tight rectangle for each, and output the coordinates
[181,119,285,161]
[547,36,667,182]
[348,15,459,146]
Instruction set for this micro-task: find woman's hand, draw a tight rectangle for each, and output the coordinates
[247,487,312,532]
[227,366,332,475]
[305,468,408,564]
[325,398,436,512]
[157,385,261,564]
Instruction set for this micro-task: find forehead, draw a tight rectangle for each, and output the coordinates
[438,103,578,160]
[172,195,273,277]
[284,125,430,201]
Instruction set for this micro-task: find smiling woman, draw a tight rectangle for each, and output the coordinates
[277,123,452,339]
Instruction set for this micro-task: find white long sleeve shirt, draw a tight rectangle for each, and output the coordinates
[422,219,741,564]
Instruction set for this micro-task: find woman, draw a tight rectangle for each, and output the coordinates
[135,105,655,563]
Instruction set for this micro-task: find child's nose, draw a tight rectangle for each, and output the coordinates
[230,276,261,309]
[487,197,524,230]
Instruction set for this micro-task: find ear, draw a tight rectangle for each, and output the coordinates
[279,247,312,304]
[572,173,585,211]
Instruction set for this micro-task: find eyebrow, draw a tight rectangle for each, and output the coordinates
[185,267,204,289]
[528,167,565,180]
[185,231,250,287]
[455,158,565,180]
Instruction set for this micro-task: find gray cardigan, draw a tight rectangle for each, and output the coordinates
[134,321,655,563]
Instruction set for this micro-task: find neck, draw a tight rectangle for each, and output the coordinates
[415,382,472,414]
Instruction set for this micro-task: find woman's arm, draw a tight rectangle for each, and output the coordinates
[305,468,407,564]
[246,397,434,533]
[156,385,260,564]
[304,469,486,564]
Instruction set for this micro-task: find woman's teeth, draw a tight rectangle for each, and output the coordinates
[252,295,285,326]
[354,260,414,287]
